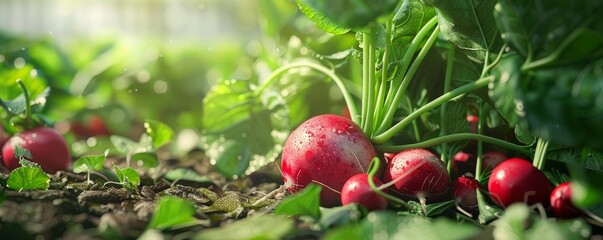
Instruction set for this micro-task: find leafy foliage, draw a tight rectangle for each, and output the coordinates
[144,119,174,149]
[274,183,322,220]
[193,214,294,240]
[7,163,50,191]
[297,0,399,30]
[114,165,140,192]
[489,0,603,149]
[72,154,106,173]
[147,196,196,230]
[202,79,289,178]
[296,0,350,35]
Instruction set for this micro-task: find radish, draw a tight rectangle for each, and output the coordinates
[2,127,71,173]
[281,114,376,207]
[487,158,552,208]
[452,176,480,209]
[341,173,387,211]
[481,151,507,170]
[550,182,582,218]
[382,149,450,203]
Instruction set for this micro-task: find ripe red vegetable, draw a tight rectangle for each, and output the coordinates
[550,182,582,218]
[341,173,387,211]
[382,149,450,200]
[2,127,71,173]
[452,176,480,209]
[71,115,111,138]
[482,151,508,170]
[281,114,376,207]
[487,158,552,208]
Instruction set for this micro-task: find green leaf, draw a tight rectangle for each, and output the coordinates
[144,119,174,149]
[163,168,212,184]
[0,66,49,113]
[193,214,294,240]
[13,146,33,161]
[431,0,503,63]
[526,218,591,240]
[495,0,603,67]
[274,183,322,220]
[114,165,140,191]
[7,166,50,191]
[132,152,159,169]
[514,124,535,145]
[297,0,399,30]
[319,204,366,229]
[477,190,502,224]
[488,53,522,126]
[326,212,479,240]
[202,79,289,178]
[146,196,196,230]
[110,135,153,155]
[72,154,105,173]
[296,0,350,35]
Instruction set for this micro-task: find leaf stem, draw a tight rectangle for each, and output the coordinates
[378,17,439,133]
[533,137,550,170]
[442,46,455,171]
[255,60,360,124]
[372,76,493,144]
[16,80,32,129]
[367,157,412,209]
[365,27,377,136]
[475,100,485,180]
[375,133,533,156]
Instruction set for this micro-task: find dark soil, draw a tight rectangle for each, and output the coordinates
[0,150,285,239]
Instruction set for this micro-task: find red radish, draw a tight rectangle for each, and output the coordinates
[71,115,111,138]
[550,182,582,218]
[341,173,387,211]
[382,149,450,201]
[452,176,480,209]
[383,152,396,161]
[281,114,376,207]
[481,151,507,170]
[466,115,479,133]
[453,151,472,163]
[488,158,552,208]
[2,127,71,173]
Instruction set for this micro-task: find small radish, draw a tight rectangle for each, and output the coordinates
[2,127,71,173]
[466,115,479,133]
[452,176,480,209]
[453,151,472,163]
[341,173,387,211]
[281,114,376,207]
[550,182,582,218]
[382,149,450,202]
[481,151,507,170]
[488,158,552,208]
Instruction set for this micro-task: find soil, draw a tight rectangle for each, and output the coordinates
[0,150,286,239]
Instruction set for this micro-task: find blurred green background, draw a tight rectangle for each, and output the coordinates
[0,0,358,156]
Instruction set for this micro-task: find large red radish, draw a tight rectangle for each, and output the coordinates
[487,158,552,208]
[280,114,376,207]
[2,127,71,173]
[382,149,450,201]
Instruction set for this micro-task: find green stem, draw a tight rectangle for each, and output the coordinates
[372,76,492,144]
[405,96,421,142]
[374,20,393,134]
[361,33,370,128]
[475,100,485,180]
[378,17,439,133]
[367,157,412,209]
[16,80,32,129]
[375,133,533,156]
[442,46,455,172]
[255,60,360,124]
[365,27,377,136]
[533,137,550,170]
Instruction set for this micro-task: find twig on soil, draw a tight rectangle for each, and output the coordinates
[250,184,287,208]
